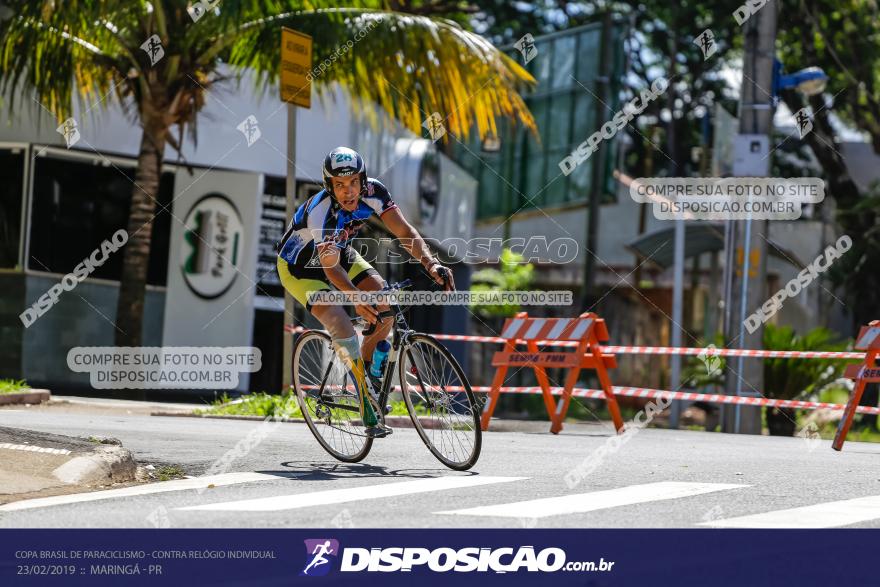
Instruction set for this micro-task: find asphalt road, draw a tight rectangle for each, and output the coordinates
[2,404,880,529]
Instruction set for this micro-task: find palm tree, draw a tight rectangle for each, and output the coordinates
[0,0,535,346]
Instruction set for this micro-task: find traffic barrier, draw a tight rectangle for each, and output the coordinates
[479,311,623,435]
[286,325,863,359]
[286,321,870,439]
[833,322,880,451]
[302,383,880,416]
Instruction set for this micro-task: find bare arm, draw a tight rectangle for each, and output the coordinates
[380,208,455,290]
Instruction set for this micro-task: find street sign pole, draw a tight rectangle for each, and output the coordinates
[280,28,312,392]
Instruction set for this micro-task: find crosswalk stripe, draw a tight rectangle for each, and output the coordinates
[177,476,526,512]
[0,443,71,455]
[0,472,283,512]
[700,495,880,528]
[435,481,749,519]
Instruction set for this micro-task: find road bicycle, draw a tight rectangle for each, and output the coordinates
[291,274,482,470]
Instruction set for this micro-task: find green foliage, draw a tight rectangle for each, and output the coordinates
[0,379,30,394]
[762,324,852,400]
[0,1,535,141]
[200,391,303,419]
[199,390,424,418]
[156,464,184,482]
[470,248,534,318]
[681,333,726,389]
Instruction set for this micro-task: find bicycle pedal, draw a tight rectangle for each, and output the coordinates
[364,424,393,438]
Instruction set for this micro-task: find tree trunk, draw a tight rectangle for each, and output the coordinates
[114,119,167,348]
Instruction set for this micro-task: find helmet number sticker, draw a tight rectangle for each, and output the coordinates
[332,153,354,168]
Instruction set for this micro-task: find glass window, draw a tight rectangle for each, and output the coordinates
[471,23,624,218]
[572,92,596,146]
[523,153,546,209]
[568,157,592,203]
[531,39,553,88]
[0,148,25,268]
[575,28,601,83]
[551,36,576,90]
[28,154,173,286]
[542,150,569,207]
[529,97,550,146]
[548,92,573,150]
[477,167,504,218]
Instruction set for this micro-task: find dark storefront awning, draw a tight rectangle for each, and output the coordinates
[626,223,806,270]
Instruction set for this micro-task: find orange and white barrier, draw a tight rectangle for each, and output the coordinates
[480,312,623,435]
[287,317,872,445]
[285,325,862,359]
[833,322,880,451]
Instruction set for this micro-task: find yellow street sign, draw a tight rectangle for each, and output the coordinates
[280,28,312,108]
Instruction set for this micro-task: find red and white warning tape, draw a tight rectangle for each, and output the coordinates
[300,383,877,415]
[473,385,880,415]
[284,325,863,360]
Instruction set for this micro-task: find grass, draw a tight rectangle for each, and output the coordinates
[197,391,430,419]
[197,391,304,419]
[156,465,184,482]
[0,379,30,394]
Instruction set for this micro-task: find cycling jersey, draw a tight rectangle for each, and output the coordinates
[276,178,398,268]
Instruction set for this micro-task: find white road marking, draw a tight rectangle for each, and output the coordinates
[701,495,880,528]
[0,443,71,455]
[436,481,749,519]
[0,472,283,512]
[177,476,526,512]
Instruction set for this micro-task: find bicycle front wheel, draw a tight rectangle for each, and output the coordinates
[399,334,482,470]
[292,330,373,462]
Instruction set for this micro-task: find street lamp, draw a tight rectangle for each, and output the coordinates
[772,60,829,98]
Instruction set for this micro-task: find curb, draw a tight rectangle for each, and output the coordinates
[0,426,138,491]
[52,445,137,486]
[0,389,51,405]
[150,411,442,429]
[151,412,307,423]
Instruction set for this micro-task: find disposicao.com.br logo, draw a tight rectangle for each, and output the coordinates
[301,541,614,575]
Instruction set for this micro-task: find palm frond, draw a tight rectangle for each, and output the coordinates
[1,1,535,142]
[223,8,537,140]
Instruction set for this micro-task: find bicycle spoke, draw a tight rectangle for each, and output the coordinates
[401,336,480,469]
[294,332,371,461]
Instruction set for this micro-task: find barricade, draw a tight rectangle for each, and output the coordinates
[833,321,880,451]
[286,320,870,445]
[479,311,623,434]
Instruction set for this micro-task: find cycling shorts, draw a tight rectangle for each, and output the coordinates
[276,245,379,312]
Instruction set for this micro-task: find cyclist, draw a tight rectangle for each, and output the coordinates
[276,146,454,438]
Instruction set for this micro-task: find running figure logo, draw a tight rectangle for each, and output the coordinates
[300,539,339,576]
[237,115,262,147]
[693,29,717,60]
[514,33,538,64]
[795,108,814,138]
[140,34,165,67]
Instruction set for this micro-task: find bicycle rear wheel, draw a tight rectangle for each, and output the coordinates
[399,334,482,470]
[292,330,373,462]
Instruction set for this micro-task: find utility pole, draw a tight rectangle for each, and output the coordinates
[723,5,777,434]
[582,11,613,310]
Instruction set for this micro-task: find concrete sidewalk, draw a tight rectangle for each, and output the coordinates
[0,426,138,504]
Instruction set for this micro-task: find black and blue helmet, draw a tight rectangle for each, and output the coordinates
[322,146,367,198]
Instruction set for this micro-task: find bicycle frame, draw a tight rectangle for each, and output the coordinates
[309,279,418,417]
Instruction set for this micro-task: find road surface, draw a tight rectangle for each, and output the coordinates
[2,403,880,529]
